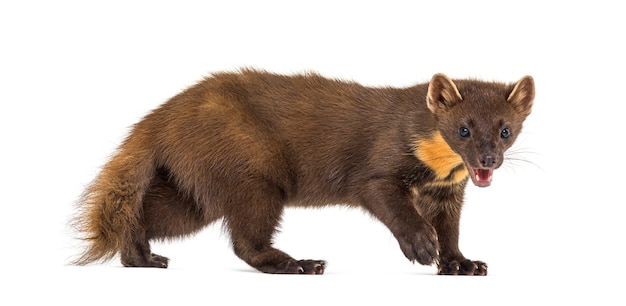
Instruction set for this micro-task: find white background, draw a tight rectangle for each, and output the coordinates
[2,0,624,305]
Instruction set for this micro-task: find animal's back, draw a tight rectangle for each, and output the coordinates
[144,70,422,206]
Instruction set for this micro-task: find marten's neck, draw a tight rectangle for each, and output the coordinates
[414,131,468,187]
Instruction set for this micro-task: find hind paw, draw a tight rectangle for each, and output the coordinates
[150,253,169,268]
[122,253,169,268]
[274,259,327,274]
[295,259,326,275]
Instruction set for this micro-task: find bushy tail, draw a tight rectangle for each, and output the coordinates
[71,144,155,265]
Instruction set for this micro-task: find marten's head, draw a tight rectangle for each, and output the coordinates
[426,73,535,187]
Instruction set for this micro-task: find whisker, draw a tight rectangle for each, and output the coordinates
[504,147,545,172]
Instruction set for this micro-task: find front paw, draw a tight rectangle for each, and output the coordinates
[438,260,487,276]
[397,224,439,265]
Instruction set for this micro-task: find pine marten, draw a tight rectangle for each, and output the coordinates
[71,69,535,275]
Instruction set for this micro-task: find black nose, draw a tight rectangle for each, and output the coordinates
[480,155,497,168]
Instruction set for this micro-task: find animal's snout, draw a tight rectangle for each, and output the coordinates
[479,155,497,168]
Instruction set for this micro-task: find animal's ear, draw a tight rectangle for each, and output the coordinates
[507,75,535,117]
[426,73,463,114]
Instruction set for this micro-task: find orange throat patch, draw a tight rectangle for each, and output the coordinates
[414,132,468,185]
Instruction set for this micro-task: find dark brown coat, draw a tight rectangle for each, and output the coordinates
[72,69,534,275]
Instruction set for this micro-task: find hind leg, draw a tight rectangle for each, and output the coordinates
[225,184,326,274]
[120,226,168,268]
[121,169,218,268]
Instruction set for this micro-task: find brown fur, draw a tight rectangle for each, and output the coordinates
[71,69,534,275]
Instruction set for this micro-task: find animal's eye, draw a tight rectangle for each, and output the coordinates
[501,128,511,138]
[459,127,470,138]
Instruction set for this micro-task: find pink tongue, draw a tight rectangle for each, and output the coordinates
[476,169,491,182]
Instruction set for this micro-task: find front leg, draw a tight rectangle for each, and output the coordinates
[360,178,440,266]
[416,184,487,276]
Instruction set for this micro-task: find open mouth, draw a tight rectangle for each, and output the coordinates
[466,164,493,187]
